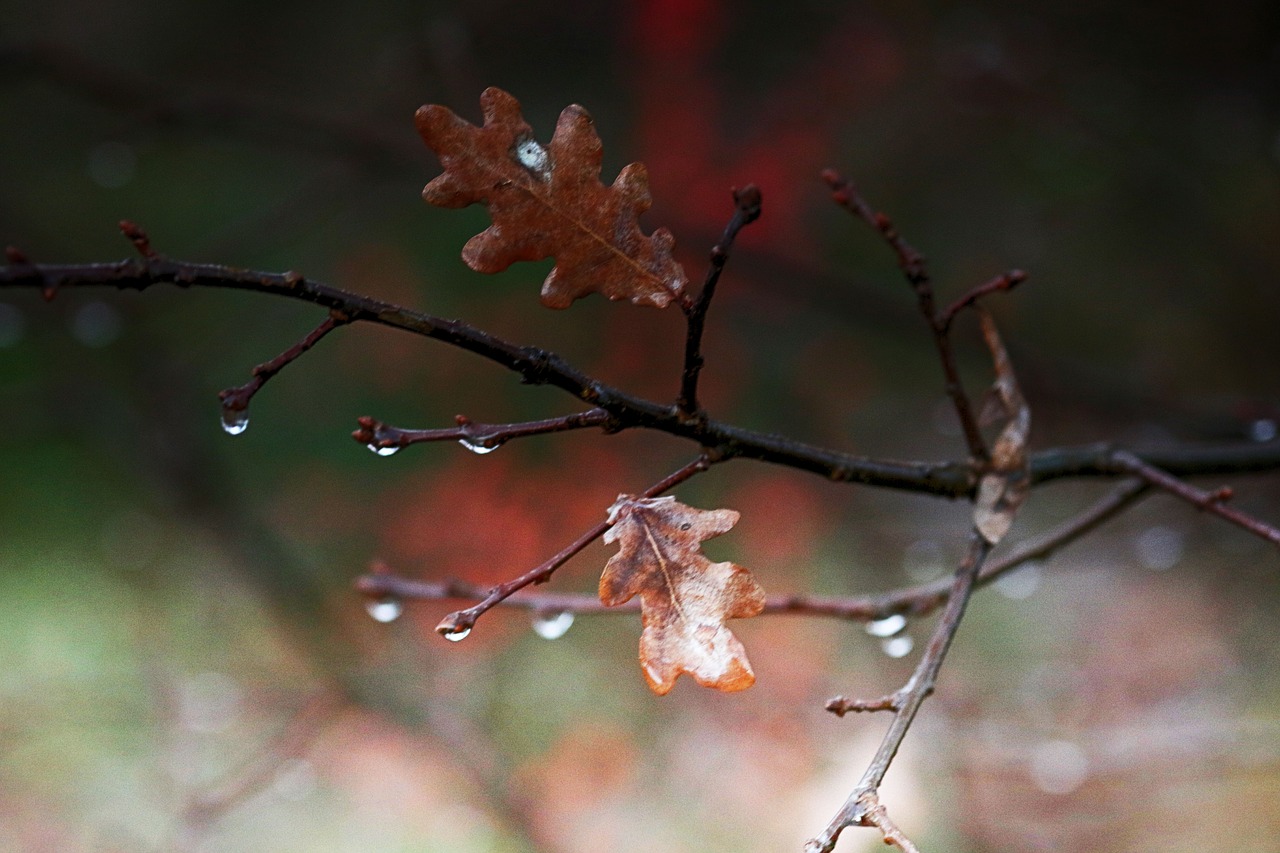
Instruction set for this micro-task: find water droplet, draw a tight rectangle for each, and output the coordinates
[1028,739,1089,795]
[902,538,948,581]
[1134,525,1184,570]
[221,408,249,436]
[366,443,400,457]
[458,438,502,455]
[0,303,25,348]
[365,597,403,623]
[532,611,574,640]
[865,614,907,638]
[443,627,471,642]
[514,136,550,178]
[994,561,1043,600]
[1250,418,1277,442]
[70,300,123,347]
[881,635,914,658]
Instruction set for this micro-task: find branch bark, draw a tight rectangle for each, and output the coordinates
[5,259,1280,497]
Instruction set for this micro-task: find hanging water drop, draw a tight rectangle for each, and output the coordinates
[881,635,914,658]
[532,611,574,640]
[443,627,471,642]
[221,408,249,436]
[865,614,907,638]
[458,438,502,455]
[365,597,403,623]
[367,443,401,457]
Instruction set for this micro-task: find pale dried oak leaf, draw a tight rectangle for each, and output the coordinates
[972,308,1031,544]
[600,495,765,695]
[415,87,688,309]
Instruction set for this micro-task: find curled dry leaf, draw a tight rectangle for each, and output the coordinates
[599,495,765,695]
[973,308,1031,544]
[415,87,689,309]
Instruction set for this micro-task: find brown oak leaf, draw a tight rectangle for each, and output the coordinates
[415,88,689,309]
[973,308,1031,544]
[599,495,765,695]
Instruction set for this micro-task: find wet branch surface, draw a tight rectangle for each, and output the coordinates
[4,257,1279,494]
[430,454,714,639]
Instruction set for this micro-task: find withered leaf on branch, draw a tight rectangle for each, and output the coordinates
[599,495,765,695]
[415,87,689,309]
[973,308,1031,544]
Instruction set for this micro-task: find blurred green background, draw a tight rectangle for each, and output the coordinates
[2,1,1280,850]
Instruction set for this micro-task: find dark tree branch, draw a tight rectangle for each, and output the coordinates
[6,257,1280,497]
[431,453,715,639]
[352,407,613,456]
[677,184,762,417]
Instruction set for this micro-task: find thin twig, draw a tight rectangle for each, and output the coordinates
[824,693,900,716]
[677,184,762,417]
[431,454,715,638]
[119,219,159,259]
[858,791,922,853]
[805,535,992,853]
[1111,449,1280,546]
[217,311,349,432]
[938,269,1027,331]
[822,168,988,463]
[353,407,613,455]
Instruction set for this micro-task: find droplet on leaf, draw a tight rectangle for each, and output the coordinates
[514,136,550,179]
[532,610,574,640]
[365,597,403,623]
[881,635,914,658]
[415,87,688,309]
[865,614,907,638]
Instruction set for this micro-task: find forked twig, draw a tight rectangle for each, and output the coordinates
[678,184,762,417]
[806,535,991,853]
[1110,449,1280,546]
[432,453,716,638]
[218,311,349,434]
[822,169,990,463]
